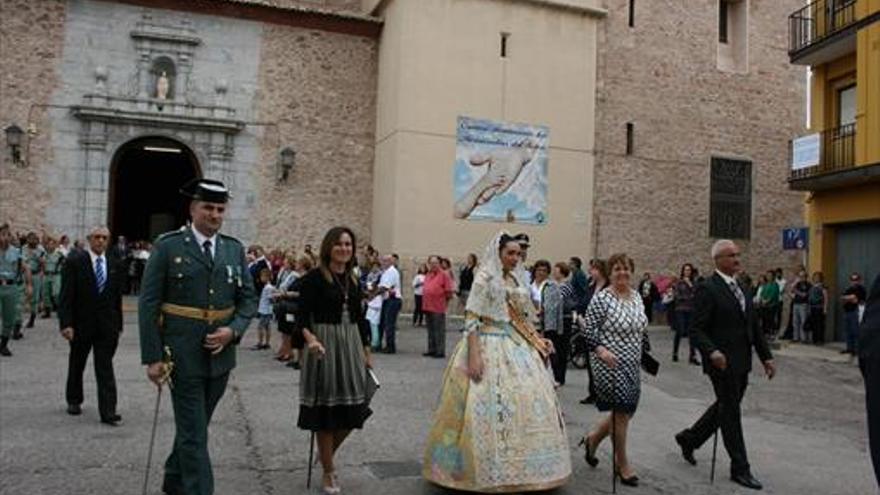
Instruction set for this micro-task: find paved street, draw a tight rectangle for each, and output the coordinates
[1,301,875,495]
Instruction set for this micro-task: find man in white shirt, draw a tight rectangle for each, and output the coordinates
[378,254,402,354]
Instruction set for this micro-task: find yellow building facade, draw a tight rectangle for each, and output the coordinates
[789,0,880,340]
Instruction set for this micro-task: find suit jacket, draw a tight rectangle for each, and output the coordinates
[859,273,880,362]
[691,272,772,375]
[138,228,257,378]
[58,250,124,339]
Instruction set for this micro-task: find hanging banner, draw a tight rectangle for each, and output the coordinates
[791,133,820,170]
[453,116,549,224]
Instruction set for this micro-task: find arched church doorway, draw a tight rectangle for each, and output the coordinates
[108,136,201,242]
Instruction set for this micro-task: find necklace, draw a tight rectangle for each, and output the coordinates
[331,270,350,308]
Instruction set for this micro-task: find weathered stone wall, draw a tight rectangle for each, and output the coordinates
[252,24,378,250]
[594,0,806,278]
[0,0,67,235]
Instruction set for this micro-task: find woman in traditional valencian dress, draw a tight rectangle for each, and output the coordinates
[423,232,571,493]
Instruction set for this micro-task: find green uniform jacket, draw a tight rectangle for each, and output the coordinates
[138,227,256,378]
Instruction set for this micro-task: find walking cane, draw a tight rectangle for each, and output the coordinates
[306,357,323,489]
[710,408,719,484]
[142,347,174,495]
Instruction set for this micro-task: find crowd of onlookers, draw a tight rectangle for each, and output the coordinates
[635,264,869,362]
[224,237,872,376]
[4,226,869,367]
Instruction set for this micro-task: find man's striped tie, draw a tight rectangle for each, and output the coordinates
[95,257,106,293]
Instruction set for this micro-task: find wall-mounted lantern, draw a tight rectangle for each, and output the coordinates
[278,147,296,183]
[4,124,24,166]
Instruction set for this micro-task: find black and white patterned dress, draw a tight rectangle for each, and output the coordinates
[581,287,649,414]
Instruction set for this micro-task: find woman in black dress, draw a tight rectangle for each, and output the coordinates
[296,227,374,494]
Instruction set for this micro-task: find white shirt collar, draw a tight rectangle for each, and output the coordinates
[88,249,105,266]
[190,227,218,257]
[715,269,737,286]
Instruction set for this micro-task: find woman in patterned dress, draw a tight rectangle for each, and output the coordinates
[423,232,571,493]
[577,253,649,487]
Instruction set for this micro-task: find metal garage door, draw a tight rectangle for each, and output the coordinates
[833,222,880,341]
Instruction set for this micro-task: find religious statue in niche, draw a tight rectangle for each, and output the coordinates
[156,71,170,100]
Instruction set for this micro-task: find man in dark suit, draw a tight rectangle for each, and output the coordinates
[859,273,880,487]
[59,226,124,425]
[674,239,775,490]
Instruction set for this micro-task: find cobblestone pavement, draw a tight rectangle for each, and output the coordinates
[1,302,875,495]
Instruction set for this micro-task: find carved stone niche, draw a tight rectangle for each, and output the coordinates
[130,13,201,102]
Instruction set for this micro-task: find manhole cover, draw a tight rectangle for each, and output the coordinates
[366,461,422,480]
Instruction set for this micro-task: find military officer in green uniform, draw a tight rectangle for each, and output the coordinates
[139,178,256,495]
[43,237,65,317]
[22,232,46,329]
[0,224,32,356]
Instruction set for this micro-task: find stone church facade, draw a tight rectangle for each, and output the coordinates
[2,0,804,279]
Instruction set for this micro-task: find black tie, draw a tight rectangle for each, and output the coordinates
[202,240,213,263]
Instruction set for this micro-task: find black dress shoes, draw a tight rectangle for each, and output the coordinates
[675,431,697,465]
[100,414,122,426]
[731,472,763,490]
[67,404,82,415]
[422,351,436,357]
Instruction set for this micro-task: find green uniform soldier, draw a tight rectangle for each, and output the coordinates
[43,238,65,317]
[0,224,32,356]
[22,232,46,328]
[139,178,256,495]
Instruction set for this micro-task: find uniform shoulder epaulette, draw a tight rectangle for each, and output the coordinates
[218,233,242,245]
[155,230,185,243]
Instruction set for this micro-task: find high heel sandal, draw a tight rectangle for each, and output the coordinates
[321,471,341,494]
[577,434,599,467]
[615,469,639,487]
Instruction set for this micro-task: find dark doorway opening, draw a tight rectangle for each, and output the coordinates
[109,136,200,243]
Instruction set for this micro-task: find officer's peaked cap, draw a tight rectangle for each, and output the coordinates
[180,178,230,204]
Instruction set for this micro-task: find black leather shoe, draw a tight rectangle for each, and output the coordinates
[675,431,697,466]
[100,414,122,426]
[67,404,82,415]
[579,395,596,405]
[731,472,763,490]
[12,330,23,340]
[422,352,436,357]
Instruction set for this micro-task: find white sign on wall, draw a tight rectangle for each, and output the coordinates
[791,133,820,170]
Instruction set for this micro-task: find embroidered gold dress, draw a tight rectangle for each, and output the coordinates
[423,270,571,493]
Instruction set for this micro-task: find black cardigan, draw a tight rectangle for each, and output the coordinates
[295,268,371,346]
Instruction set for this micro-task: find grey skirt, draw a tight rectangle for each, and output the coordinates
[297,313,372,431]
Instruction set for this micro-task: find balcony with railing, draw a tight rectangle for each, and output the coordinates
[789,0,859,65]
[789,123,872,190]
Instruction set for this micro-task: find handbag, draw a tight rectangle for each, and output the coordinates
[641,350,660,376]
[365,368,380,404]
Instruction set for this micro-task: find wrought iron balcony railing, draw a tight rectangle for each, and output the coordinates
[790,123,856,181]
[789,0,857,54]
